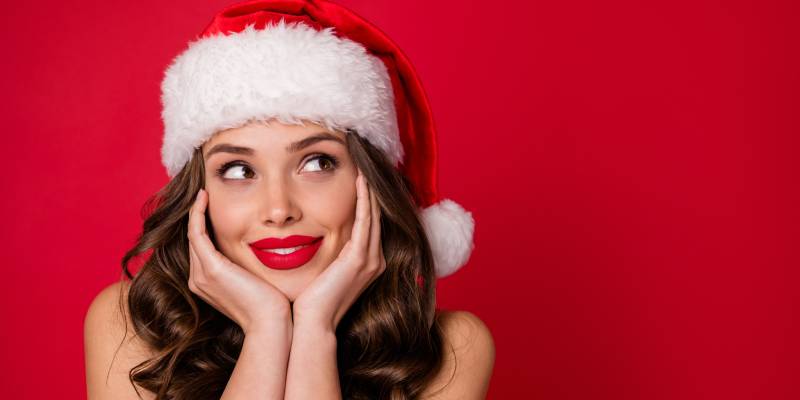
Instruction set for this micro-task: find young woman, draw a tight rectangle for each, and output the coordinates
[84,1,494,399]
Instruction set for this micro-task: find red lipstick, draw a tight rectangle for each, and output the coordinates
[249,235,323,270]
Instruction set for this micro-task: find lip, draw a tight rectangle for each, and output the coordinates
[250,235,321,250]
[249,235,324,270]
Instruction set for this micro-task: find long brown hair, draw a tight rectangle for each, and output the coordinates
[116,127,454,399]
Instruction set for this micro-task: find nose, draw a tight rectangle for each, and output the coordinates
[259,176,301,227]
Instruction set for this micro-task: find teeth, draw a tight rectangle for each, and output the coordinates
[262,243,310,255]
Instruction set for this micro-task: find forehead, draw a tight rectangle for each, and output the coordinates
[203,119,345,149]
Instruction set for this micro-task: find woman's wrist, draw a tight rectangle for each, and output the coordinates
[243,306,294,338]
[292,313,336,334]
[290,305,337,334]
[222,313,293,400]
[292,318,337,343]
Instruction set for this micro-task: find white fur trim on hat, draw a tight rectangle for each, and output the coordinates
[160,20,403,177]
[419,199,476,278]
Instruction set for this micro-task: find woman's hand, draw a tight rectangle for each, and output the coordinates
[292,169,387,332]
[187,188,292,335]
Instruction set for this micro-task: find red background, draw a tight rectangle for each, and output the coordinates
[2,0,797,398]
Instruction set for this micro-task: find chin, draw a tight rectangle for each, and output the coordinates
[278,284,310,304]
[263,269,319,303]
[279,285,300,303]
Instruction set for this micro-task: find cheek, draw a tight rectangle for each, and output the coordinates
[207,192,251,240]
[299,179,357,233]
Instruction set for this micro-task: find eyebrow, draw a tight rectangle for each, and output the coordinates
[204,132,346,159]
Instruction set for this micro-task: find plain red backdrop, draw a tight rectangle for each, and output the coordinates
[1,0,797,398]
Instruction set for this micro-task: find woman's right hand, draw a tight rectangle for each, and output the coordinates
[187,188,291,335]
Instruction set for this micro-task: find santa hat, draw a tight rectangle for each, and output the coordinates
[159,0,474,278]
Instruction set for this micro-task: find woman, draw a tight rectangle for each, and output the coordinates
[84,1,494,399]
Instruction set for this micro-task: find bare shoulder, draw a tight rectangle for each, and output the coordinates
[421,310,496,399]
[84,280,157,400]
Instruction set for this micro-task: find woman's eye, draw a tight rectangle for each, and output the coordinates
[301,154,340,173]
[215,155,339,180]
[216,163,254,180]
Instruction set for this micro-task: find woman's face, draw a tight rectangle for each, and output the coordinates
[200,119,358,302]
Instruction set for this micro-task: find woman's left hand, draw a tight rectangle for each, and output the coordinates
[292,169,386,332]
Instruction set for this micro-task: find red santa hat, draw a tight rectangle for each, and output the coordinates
[159,0,474,278]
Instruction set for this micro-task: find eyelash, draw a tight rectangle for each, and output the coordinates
[214,153,341,180]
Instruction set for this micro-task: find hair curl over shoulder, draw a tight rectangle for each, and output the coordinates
[117,128,454,399]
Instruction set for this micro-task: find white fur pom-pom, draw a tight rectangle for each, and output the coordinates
[419,199,476,278]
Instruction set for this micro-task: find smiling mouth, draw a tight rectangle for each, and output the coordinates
[259,242,315,255]
[249,237,325,271]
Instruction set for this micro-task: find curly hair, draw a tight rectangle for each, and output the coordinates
[114,127,454,399]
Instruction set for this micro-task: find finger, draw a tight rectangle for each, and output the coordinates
[349,173,371,257]
[188,188,207,236]
[188,243,199,278]
[188,238,233,319]
[188,241,210,293]
[186,192,240,322]
[188,188,224,266]
[188,243,207,283]
[368,180,381,265]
